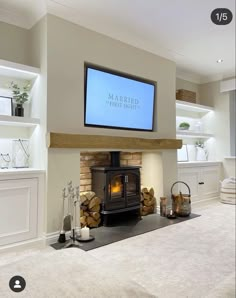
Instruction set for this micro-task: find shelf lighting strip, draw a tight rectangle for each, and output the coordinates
[176,102,214,113]
[0,65,39,77]
[177,134,214,139]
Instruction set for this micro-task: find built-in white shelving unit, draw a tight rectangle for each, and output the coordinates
[0,59,40,80]
[176,130,214,139]
[176,100,216,162]
[0,115,40,127]
[176,100,214,114]
[176,100,214,141]
[0,59,42,169]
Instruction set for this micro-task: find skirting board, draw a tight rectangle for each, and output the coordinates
[191,196,220,205]
[0,237,45,253]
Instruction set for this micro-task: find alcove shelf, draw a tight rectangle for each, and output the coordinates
[176,100,214,114]
[0,115,40,127]
[0,59,40,80]
[176,130,214,139]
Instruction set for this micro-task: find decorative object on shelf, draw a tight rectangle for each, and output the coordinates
[171,181,191,217]
[160,197,167,216]
[177,144,189,162]
[0,96,13,116]
[179,122,190,130]
[12,139,30,168]
[195,141,208,161]
[9,81,31,117]
[176,89,196,103]
[0,153,11,169]
[194,121,202,132]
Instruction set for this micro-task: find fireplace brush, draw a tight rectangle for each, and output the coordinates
[63,185,82,248]
[58,183,72,243]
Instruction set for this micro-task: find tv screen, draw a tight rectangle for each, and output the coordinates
[84,64,156,131]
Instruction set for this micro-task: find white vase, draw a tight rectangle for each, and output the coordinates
[196,147,207,161]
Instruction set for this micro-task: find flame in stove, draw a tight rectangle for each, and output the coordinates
[111,181,121,193]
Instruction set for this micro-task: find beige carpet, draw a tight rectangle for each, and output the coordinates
[0,201,235,298]
[88,201,236,298]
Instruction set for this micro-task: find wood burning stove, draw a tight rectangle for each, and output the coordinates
[91,152,141,225]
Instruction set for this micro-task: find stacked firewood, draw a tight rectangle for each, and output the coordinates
[140,187,156,216]
[80,191,101,228]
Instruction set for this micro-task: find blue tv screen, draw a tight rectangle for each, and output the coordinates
[84,65,156,131]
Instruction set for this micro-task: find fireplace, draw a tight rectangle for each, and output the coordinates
[91,152,141,225]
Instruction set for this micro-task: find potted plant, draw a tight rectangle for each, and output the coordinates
[10,81,30,117]
[179,122,190,130]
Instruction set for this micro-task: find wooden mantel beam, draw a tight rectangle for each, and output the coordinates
[48,132,182,150]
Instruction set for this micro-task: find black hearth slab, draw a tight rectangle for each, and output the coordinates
[51,213,200,251]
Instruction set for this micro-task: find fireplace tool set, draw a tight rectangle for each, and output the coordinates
[58,181,82,248]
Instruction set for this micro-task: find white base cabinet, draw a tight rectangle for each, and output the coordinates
[0,170,44,247]
[178,162,221,203]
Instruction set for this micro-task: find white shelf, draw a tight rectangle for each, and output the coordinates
[0,115,40,127]
[176,130,214,139]
[178,161,222,167]
[176,100,214,113]
[0,59,40,80]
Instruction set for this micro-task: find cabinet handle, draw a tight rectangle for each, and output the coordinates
[198,182,204,185]
[125,175,129,183]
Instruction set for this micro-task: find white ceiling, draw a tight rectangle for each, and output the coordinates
[0,0,235,83]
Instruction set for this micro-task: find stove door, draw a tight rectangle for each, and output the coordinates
[125,172,141,207]
[106,173,126,210]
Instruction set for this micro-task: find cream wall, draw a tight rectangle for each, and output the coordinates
[47,15,176,138]
[46,15,178,233]
[0,21,30,65]
[0,16,178,234]
[199,80,232,178]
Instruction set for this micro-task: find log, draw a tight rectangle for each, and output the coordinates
[144,197,155,207]
[90,204,100,212]
[149,188,154,197]
[83,199,89,205]
[141,205,154,215]
[80,216,87,226]
[88,196,101,209]
[80,194,88,204]
[87,216,100,227]
[89,212,100,221]
[81,205,88,211]
[85,191,96,201]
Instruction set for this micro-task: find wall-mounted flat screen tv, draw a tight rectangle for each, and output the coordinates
[84,64,156,131]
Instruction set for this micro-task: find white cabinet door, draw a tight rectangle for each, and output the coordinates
[201,166,220,199]
[0,178,38,246]
[178,164,221,203]
[178,168,200,203]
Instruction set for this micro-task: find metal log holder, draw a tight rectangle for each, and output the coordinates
[171,181,191,217]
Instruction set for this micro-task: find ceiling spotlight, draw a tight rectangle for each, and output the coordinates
[217,59,223,63]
